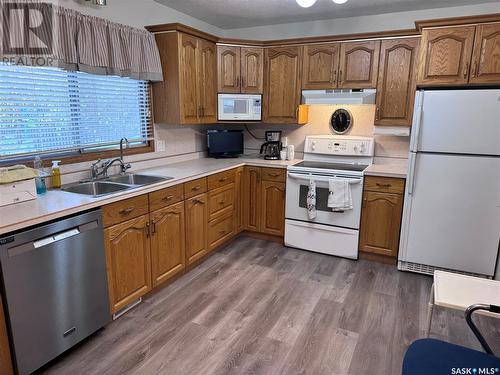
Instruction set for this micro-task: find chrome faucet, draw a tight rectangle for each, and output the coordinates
[90,138,132,179]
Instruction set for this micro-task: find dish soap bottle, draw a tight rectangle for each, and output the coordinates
[33,156,47,195]
[51,160,61,189]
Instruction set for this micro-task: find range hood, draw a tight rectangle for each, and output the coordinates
[302,89,376,105]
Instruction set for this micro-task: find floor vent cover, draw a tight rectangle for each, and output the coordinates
[398,261,490,279]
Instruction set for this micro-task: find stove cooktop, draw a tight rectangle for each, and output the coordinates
[292,161,369,172]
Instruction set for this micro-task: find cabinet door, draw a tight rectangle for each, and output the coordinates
[375,38,420,126]
[179,33,200,124]
[217,45,241,93]
[264,46,303,123]
[417,26,475,86]
[104,215,152,313]
[234,167,245,233]
[302,44,340,89]
[244,166,261,232]
[338,41,380,88]
[198,39,217,123]
[150,202,185,287]
[260,180,286,236]
[470,23,500,84]
[185,193,208,265]
[241,47,264,93]
[359,191,403,258]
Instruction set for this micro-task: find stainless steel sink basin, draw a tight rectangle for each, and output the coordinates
[61,173,173,197]
[105,174,172,186]
[62,181,132,197]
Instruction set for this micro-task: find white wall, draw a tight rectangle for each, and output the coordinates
[222,2,500,40]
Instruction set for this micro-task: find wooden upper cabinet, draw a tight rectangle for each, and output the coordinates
[470,23,500,84]
[302,44,340,89]
[417,26,475,86]
[217,45,241,93]
[150,202,185,287]
[217,46,263,93]
[375,38,420,126]
[264,46,303,123]
[338,41,380,88]
[241,47,264,93]
[198,39,217,123]
[152,32,216,124]
[104,215,152,313]
[179,33,200,124]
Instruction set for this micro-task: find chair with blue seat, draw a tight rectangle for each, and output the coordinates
[402,304,500,375]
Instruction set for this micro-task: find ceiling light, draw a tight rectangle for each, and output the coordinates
[332,0,348,3]
[296,0,317,8]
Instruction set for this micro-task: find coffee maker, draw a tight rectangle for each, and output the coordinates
[260,131,282,160]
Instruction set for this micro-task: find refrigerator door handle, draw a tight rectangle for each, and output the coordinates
[407,152,417,195]
[410,92,424,152]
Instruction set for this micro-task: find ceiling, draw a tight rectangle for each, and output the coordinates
[154,0,494,29]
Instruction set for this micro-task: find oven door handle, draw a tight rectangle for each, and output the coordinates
[287,173,362,184]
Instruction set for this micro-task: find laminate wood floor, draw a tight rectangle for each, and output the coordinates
[41,236,500,375]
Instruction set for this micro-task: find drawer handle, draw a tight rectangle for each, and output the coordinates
[218,200,226,205]
[267,172,280,177]
[218,230,226,235]
[192,198,204,205]
[376,183,392,188]
[162,195,175,201]
[191,185,201,191]
[119,207,135,215]
[218,177,228,182]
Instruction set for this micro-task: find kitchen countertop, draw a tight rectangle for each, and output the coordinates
[0,157,300,236]
[364,163,408,179]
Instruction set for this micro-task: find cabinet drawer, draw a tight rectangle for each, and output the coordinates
[208,212,234,251]
[184,177,207,199]
[261,168,286,182]
[208,169,236,190]
[103,195,149,227]
[364,176,405,194]
[208,183,235,221]
[149,184,184,211]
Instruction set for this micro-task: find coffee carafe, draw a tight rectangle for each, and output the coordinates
[260,131,282,160]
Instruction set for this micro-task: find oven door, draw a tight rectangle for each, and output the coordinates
[285,171,363,229]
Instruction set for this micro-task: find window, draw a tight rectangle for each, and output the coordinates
[0,64,152,160]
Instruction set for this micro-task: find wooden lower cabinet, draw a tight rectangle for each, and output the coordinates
[150,201,185,287]
[359,176,405,263]
[104,214,152,313]
[185,193,208,265]
[244,166,262,232]
[260,180,286,236]
[234,167,245,233]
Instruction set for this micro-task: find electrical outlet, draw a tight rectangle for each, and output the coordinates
[156,139,166,152]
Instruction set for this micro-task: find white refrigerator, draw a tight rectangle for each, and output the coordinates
[398,89,500,277]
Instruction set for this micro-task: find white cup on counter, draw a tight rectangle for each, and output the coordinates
[280,150,287,160]
[287,145,295,161]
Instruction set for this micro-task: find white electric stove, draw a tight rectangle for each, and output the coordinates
[285,135,374,259]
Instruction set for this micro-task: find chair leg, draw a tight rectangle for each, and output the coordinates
[425,284,434,337]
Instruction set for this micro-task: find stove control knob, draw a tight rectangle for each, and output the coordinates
[354,145,359,153]
[360,143,366,154]
[311,141,316,151]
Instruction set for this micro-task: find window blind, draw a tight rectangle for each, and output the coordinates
[0,64,152,159]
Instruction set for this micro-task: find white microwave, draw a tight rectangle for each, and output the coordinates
[217,94,262,121]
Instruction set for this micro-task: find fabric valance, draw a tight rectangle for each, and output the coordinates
[0,1,163,81]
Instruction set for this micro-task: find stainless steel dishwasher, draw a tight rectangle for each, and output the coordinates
[0,209,111,375]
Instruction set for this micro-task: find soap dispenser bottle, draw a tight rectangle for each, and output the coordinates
[51,160,61,189]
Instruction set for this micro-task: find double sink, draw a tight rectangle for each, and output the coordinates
[62,173,173,197]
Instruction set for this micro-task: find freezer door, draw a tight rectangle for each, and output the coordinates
[400,153,500,276]
[412,89,500,155]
